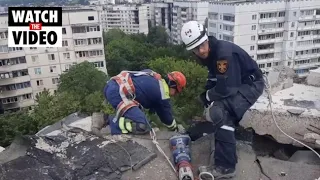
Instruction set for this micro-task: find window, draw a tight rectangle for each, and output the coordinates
[220,25,222,29]
[93,61,104,68]
[252,14,257,20]
[88,16,94,21]
[219,34,222,39]
[0,45,8,53]
[34,68,41,75]
[36,80,43,86]
[252,25,256,30]
[52,78,59,84]
[291,22,295,27]
[62,28,66,34]
[258,64,265,68]
[50,66,57,73]
[63,52,70,59]
[74,39,86,46]
[251,36,255,41]
[30,47,37,50]
[267,63,272,67]
[62,40,68,47]
[31,55,39,63]
[250,46,255,50]
[65,64,72,71]
[290,32,294,37]
[48,54,55,60]
[293,12,296,16]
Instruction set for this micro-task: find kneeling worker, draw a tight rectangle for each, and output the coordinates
[180,21,265,179]
[91,69,187,136]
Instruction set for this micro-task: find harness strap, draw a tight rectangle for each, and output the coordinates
[111,70,164,125]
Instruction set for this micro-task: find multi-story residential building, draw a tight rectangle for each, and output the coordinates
[150,2,174,36]
[0,8,107,112]
[208,0,320,77]
[151,0,208,44]
[99,4,149,34]
[171,1,208,44]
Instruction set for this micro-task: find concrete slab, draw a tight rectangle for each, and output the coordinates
[258,156,320,180]
[241,83,320,148]
[123,132,263,180]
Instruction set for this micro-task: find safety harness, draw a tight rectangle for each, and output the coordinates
[110,70,170,133]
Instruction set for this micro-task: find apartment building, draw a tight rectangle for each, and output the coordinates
[99,4,149,34]
[151,0,208,43]
[150,2,174,36]
[171,1,208,44]
[208,0,320,77]
[0,8,107,112]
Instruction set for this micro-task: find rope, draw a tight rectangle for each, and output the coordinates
[262,72,320,159]
[149,128,178,175]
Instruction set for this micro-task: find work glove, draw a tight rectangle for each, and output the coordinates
[199,91,210,108]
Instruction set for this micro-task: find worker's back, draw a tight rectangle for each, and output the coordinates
[131,69,167,110]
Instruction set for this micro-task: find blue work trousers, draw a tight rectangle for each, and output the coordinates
[103,80,148,135]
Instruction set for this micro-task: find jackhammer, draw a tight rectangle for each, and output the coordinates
[169,135,194,180]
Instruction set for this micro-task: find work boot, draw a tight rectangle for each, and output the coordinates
[91,112,107,137]
[211,166,236,179]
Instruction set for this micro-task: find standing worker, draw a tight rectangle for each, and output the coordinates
[180,21,265,179]
[91,69,187,136]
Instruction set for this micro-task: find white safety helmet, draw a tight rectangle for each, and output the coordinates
[180,21,208,51]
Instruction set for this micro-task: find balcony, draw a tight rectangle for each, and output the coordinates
[0,50,25,59]
[294,62,320,70]
[0,63,28,73]
[0,87,33,99]
[257,38,283,44]
[299,15,316,21]
[259,17,285,24]
[2,98,34,110]
[0,75,30,86]
[74,44,104,52]
[257,48,275,54]
[258,28,284,34]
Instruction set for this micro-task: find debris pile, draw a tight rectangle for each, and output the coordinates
[241,67,320,149]
[0,114,157,180]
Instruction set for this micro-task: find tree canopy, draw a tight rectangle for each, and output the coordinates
[0,26,207,147]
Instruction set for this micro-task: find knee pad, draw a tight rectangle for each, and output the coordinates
[118,117,150,135]
[205,104,225,128]
[133,122,150,134]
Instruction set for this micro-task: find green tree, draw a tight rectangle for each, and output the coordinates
[147,57,207,126]
[0,110,36,147]
[58,61,107,99]
[31,90,81,129]
[106,37,151,76]
[147,26,169,47]
[104,29,127,46]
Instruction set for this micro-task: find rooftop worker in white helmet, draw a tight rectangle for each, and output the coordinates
[180,20,265,179]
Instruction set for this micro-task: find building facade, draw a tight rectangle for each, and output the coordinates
[208,0,320,76]
[151,0,208,44]
[171,1,208,44]
[99,4,149,34]
[0,8,107,112]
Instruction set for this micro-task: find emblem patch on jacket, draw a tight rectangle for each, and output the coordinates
[217,60,228,74]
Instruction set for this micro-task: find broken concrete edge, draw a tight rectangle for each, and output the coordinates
[36,112,90,136]
[247,108,320,119]
[241,109,320,149]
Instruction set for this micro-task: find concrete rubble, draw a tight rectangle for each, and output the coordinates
[0,113,319,180]
[241,66,320,149]
[307,68,320,87]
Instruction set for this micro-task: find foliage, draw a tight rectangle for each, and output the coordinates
[31,90,81,129]
[148,57,207,126]
[0,110,37,147]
